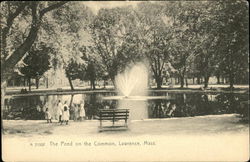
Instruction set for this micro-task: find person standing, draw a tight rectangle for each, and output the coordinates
[79,101,86,121]
[45,108,52,123]
[57,100,63,123]
[62,101,70,125]
[167,103,176,117]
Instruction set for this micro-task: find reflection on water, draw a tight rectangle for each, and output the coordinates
[118,99,148,120]
[3,92,248,120]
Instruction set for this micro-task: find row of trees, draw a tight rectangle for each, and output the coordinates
[64,1,248,90]
[1,1,249,95]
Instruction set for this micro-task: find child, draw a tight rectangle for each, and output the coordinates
[61,102,70,125]
[45,108,52,123]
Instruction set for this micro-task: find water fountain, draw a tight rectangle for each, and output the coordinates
[116,63,148,97]
[103,62,170,100]
[102,62,170,120]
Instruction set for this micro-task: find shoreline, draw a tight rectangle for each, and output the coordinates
[5,87,249,97]
[3,114,249,137]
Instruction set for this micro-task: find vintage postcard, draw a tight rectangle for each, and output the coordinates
[1,1,249,161]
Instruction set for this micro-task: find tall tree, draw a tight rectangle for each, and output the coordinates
[216,0,249,89]
[193,1,224,88]
[48,3,94,89]
[1,1,68,113]
[65,58,86,91]
[136,2,174,89]
[89,7,141,85]
[20,42,52,90]
[81,46,105,90]
[161,1,201,88]
[1,2,67,81]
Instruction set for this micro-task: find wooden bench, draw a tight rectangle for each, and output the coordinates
[98,109,129,132]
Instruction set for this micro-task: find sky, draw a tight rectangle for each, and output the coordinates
[82,1,141,14]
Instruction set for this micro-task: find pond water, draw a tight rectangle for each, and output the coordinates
[3,92,248,120]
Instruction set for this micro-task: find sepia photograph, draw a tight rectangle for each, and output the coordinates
[1,1,249,161]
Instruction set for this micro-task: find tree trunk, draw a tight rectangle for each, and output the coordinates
[1,81,7,113]
[216,75,220,84]
[103,80,106,89]
[23,78,26,86]
[155,76,162,89]
[180,76,184,88]
[46,77,48,88]
[185,78,188,87]
[204,76,210,88]
[28,78,31,91]
[1,24,40,76]
[229,73,234,90]
[69,94,74,108]
[67,77,74,91]
[35,77,39,89]
[193,77,195,84]
[1,80,7,131]
[201,77,204,84]
[111,78,116,89]
[1,2,67,77]
[93,80,96,90]
[197,77,201,84]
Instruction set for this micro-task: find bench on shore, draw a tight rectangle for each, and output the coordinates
[98,109,129,132]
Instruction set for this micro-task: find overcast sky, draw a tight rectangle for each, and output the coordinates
[82,1,141,14]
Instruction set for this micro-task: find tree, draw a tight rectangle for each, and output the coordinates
[193,1,225,88]
[170,22,197,88]
[20,43,52,91]
[160,1,202,88]
[64,46,105,90]
[136,2,174,89]
[1,2,67,80]
[89,7,141,85]
[1,1,68,114]
[47,2,94,89]
[81,46,106,90]
[216,1,249,89]
[65,58,85,91]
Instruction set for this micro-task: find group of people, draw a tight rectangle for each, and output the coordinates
[44,100,86,125]
[152,101,177,118]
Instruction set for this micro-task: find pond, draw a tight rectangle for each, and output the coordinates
[3,92,248,120]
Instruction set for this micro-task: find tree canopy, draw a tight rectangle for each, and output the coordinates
[1,1,248,91]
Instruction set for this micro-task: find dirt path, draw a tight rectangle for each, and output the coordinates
[2,114,249,161]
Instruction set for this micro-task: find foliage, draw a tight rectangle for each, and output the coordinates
[20,43,51,78]
[136,2,174,88]
[1,2,68,81]
[89,6,142,83]
[215,1,249,88]
[1,1,248,93]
